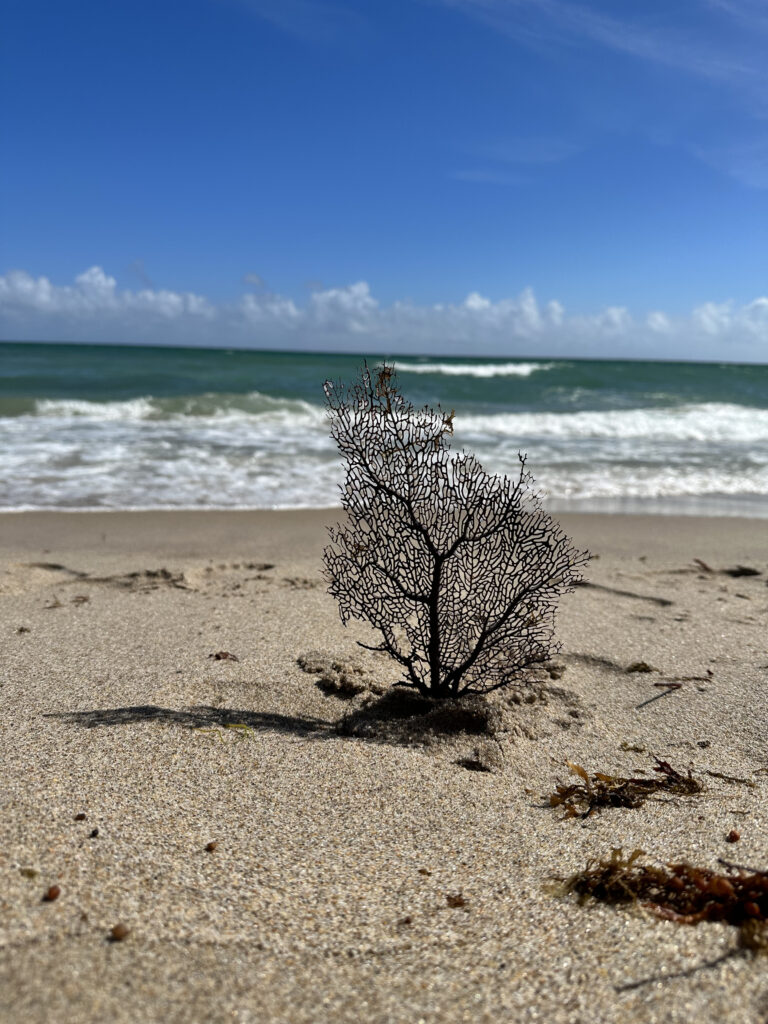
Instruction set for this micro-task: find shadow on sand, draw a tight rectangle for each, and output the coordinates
[45,688,501,746]
[45,704,330,737]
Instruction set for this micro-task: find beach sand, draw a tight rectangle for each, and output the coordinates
[1,510,767,1023]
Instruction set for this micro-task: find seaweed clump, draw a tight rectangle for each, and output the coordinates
[549,758,701,818]
[564,848,768,950]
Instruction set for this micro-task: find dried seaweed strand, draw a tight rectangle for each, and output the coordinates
[549,759,701,817]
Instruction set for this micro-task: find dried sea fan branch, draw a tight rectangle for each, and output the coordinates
[323,363,589,698]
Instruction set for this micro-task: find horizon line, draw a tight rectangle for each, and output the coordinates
[1,337,765,369]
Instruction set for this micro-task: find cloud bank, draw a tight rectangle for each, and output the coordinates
[1,266,766,362]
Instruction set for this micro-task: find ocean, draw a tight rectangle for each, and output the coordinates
[1,342,767,517]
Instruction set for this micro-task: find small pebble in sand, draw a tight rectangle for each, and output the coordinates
[110,924,130,942]
[205,841,218,852]
[43,886,61,902]
[726,829,741,843]
[90,828,99,837]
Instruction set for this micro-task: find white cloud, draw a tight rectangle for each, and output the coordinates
[587,306,632,335]
[647,311,672,333]
[463,292,491,312]
[693,296,768,338]
[693,300,733,335]
[744,297,768,329]
[1,266,766,362]
[309,281,378,332]
[547,299,564,326]
[0,267,214,322]
[239,291,301,325]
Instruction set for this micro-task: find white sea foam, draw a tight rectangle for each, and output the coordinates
[396,361,555,378]
[31,396,767,444]
[457,403,768,444]
[533,464,768,499]
[34,393,327,427]
[1,395,766,513]
[35,397,157,421]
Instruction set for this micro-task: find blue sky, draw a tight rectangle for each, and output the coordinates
[1,0,767,360]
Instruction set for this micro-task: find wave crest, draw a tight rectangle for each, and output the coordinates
[458,403,768,444]
[34,392,327,427]
[396,360,555,378]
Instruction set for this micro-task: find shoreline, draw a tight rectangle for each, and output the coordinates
[1,500,766,519]
[2,507,767,562]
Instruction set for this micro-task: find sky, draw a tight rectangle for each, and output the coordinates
[1,0,767,361]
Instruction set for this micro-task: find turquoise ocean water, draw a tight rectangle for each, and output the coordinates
[1,342,767,516]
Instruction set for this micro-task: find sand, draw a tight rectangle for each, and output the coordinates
[1,509,767,1024]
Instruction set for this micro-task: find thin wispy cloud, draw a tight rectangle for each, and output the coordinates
[126,259,155,290]
[221,0,367,44]
[452,136,579,185]
[443,0,767,96]
[450,168,526,185]
[694,137,768,189]
[480,137,580,164]
[441,0,768,189]
[242,272,267,288]
[2,266,766,362]
[706,0,768,32]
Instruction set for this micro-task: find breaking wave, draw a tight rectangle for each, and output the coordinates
[396,360,555,378]
[458,403,768,444]
[2,343,767,515]
[33,392,327,427]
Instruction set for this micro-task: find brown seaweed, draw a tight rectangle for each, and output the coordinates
[549,758,701,817]
[563,848,768,947]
